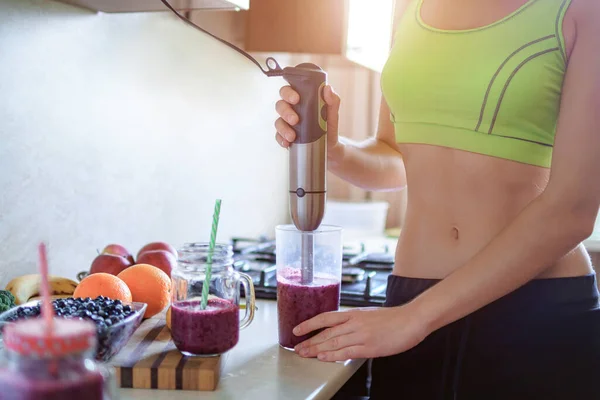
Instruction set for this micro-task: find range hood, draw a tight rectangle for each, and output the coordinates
[56,0,249,13]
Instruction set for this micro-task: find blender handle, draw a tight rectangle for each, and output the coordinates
[238,272,255,330]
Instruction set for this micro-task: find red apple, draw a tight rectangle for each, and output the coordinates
[136,250,177,277]
[137,242,177,259]
[90,253,132,276]
[101,244,135,265]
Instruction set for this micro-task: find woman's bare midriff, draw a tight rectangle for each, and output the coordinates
[392,143,594,279]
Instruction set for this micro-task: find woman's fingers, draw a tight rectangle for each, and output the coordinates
[298,332,363,358]
[293,311,352,337]
[317,345,365,362]
[322,85,341,136]
[280,85,300,104]
[295,321,354,351]
[275,118,296,143]
[275,132,290,148]
[275,100,299,125]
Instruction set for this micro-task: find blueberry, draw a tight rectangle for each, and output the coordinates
[115,304,123,312]
[123,305,132,312]
[66,299,74,305]
[105,319,113,326]
[84,297,91,302]
[113,300,122,306]
[85,303,96,311]
[98,310,106,318]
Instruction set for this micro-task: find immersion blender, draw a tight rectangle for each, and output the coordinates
[160,1,328,284]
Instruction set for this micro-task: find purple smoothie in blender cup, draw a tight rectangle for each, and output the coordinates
[276,225,343,351]
[277,271,341,349]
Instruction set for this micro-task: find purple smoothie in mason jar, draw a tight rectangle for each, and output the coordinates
[171,298,240,356]
[0,368,104,400]
[0,318,114,400]
[171,243,256,358]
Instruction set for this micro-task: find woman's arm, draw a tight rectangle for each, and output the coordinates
[412,2,600,334]
[328,97,406,192]
[329,0,410,191]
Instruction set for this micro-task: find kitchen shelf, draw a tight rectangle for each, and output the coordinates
[56,0,249,13]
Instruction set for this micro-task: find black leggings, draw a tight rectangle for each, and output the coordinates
[370,274,600,400]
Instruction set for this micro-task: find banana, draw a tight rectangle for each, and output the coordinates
[5,275,78,305]
[28,294,74,302]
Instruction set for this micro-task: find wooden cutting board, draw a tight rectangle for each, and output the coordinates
[110,312,224,391]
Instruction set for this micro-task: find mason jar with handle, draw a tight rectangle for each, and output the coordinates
[171,243,255,357]
[0,318,117,399]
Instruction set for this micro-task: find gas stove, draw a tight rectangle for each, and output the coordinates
[230,236,396,307]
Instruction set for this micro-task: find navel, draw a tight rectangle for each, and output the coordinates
[451,226,460,240]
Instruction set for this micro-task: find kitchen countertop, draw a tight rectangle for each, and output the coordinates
[119,299,365,400]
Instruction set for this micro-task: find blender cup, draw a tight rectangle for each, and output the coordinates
[276,225,342,350]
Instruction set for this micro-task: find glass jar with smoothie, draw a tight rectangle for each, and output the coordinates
[171,243,256,357]
[0,317,117,400]
[276,225,342,350]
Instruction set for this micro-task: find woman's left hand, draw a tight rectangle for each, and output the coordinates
[293,305,430,362]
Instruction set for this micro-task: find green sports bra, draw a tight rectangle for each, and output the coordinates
[381,0,572,167]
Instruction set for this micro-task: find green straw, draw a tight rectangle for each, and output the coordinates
[201,199,222,310]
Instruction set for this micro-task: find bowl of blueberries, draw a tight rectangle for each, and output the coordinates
[0,296,147,362]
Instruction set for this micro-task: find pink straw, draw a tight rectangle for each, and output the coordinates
[38,242,54,334]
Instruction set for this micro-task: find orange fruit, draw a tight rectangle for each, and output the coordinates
[73,273,132,303]
[118,264,171,319]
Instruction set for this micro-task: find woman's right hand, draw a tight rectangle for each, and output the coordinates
[275,84,342,159]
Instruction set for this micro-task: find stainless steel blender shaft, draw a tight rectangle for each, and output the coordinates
[300,233,314,284]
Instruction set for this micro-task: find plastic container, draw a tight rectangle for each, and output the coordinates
[321,200,389,240]
[171,243,256,357]
[275,225,342,350]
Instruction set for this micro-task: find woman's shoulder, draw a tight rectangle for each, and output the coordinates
[570,0,600,30]
[563,0,599,61]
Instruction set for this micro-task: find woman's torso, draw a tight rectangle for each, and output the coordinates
[385,0,593,279]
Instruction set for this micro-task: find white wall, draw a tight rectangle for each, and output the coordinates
[0,0,289,285]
